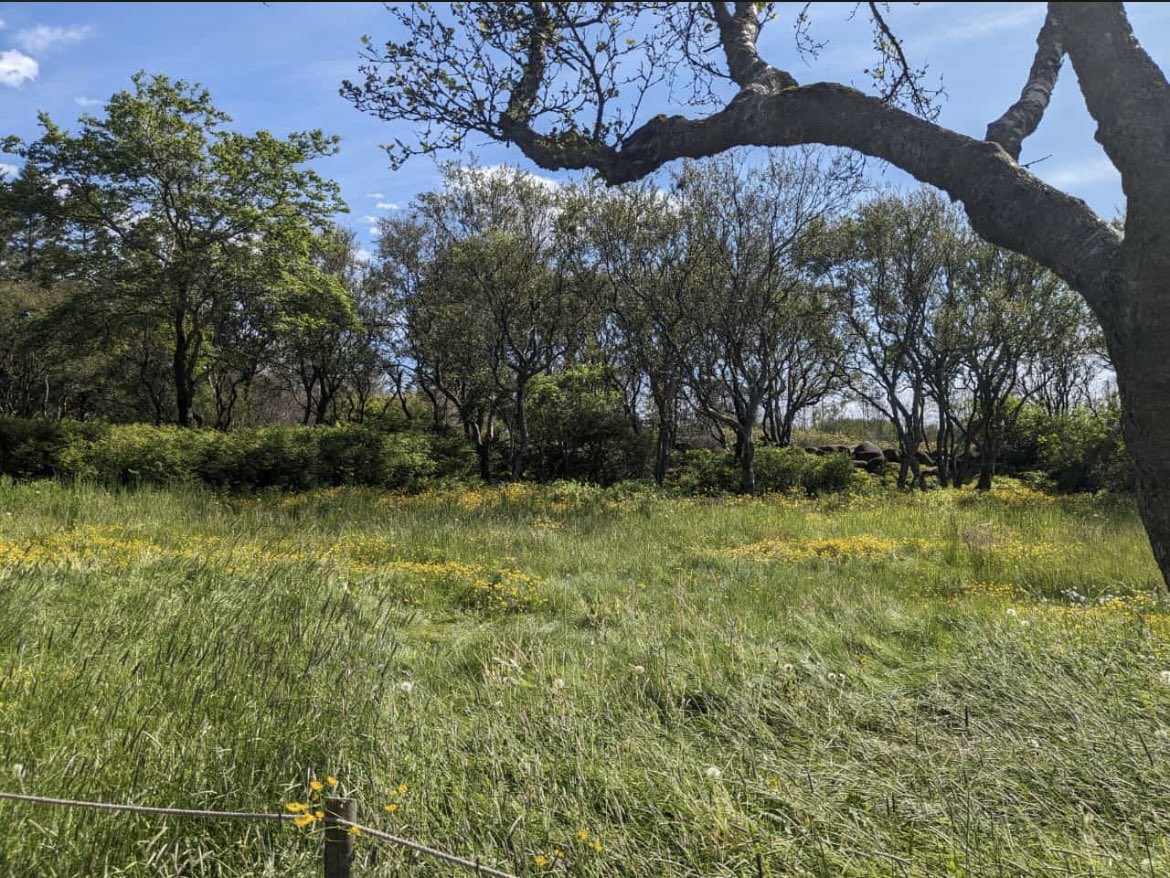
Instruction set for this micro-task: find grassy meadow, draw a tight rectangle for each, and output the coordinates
[0,477,1168,876]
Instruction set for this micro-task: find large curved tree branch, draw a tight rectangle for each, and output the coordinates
[507,81,1120,325]
[985,8,1064,160]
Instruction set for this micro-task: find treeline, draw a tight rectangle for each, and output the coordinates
[0,73,1121,493]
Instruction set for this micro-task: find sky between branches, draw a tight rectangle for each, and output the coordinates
[2,1,1166,256]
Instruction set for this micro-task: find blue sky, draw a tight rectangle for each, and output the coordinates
[2,1,1168,251]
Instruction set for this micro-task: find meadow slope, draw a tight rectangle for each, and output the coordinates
[0,479,1167,877]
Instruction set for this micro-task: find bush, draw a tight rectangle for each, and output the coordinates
[0,416,859,497]
[668,449,739,494]
[752,446,812,493]
[1003,400,1132,493]
[199,427,320,490]
[0,416,105,479]
[806,452,857,495]
[59,424,211,486]
[526,366,650,485]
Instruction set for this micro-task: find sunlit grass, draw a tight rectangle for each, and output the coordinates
[0,477,1167,876]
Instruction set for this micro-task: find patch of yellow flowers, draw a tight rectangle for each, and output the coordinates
[0,527,548,615]
[728,535,933,564]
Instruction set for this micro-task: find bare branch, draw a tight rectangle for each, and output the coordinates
[985,8,1064,161]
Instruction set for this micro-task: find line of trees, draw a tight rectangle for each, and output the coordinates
[377,153,1105,491]
[1,73,1108,492]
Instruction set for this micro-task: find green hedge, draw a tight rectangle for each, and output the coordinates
[0,418,451,490]
[668,446,856,496]
[0,417,859,496]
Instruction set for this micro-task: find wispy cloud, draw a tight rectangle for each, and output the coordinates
[360,215,379,224]
[913,5,1042,52]
[0,19,7,31]
[803,4,1041,76]
[1041,157,1120,189]
[366,192,384,199]
[355,248,374,264]
[375,201,401,210]
[0,49,37,87]
[0,162,18,177]
[16,24,93,54]
[75,96,103,107]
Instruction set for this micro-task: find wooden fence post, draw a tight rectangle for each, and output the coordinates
[323,797,356,878]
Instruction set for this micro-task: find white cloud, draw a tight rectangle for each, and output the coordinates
[355,248,374,264]
[360,215,379,224]
[0,162,18,178]
[0,49,37,87]
[0,19,6,30]
[16,24,93,54]
[1041,156,1120,189]
[366,192,384,199]
[375,201,400,211]
[471,164,562,190]
[75,96,103,107]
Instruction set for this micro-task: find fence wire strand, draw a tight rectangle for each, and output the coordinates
[0,790,517,877]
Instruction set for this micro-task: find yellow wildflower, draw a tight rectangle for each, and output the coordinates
[534,854,549,867]
[384,803,399,813]
[285,802,309,813]
[326,776,338,787]
[398,783,409,794]
[576,829,589,841]
[293,813,316,828]
[309,780,324,792]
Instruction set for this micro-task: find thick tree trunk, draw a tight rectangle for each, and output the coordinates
[1115,357,1170,587]
[739,422,756,495]
[1110,255,1170,590]
[476,438,493,484]
[173,311,193,428]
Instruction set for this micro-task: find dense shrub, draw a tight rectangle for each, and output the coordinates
[1002,401,1132,493]
[199,427,322,490]
[806,452,857,495]
[668,446,858,496]
[526,367,651,485]
[0,417,105,479]
[668,449,739,494]
[0,420,455,491]
[60,424,211,486]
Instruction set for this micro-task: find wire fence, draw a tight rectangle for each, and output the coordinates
[0,789,517,878]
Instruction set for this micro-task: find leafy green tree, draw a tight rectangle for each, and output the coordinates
[681,150,854,494]
[11,71,343,426]
[584,182,699,485]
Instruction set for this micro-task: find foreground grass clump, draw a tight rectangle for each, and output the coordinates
[0,477,1167,876]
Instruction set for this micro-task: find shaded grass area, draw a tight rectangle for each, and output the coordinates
[0,478,1167,876]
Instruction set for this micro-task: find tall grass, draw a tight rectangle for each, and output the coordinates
[0,478,1166,876]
